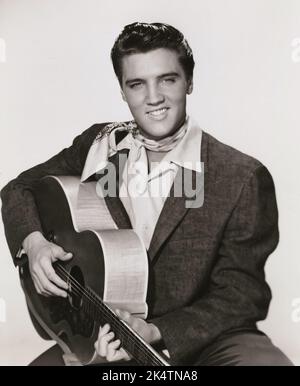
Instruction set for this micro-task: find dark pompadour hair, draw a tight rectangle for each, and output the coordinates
[111,22,195,86]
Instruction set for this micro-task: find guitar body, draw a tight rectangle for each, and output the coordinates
[20,229,105,364]
[18,176,160,365]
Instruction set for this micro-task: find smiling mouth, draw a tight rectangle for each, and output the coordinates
[147,107,169,117]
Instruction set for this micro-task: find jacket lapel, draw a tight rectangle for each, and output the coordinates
[147,172,186,261]
[148,132,208,262]
[100,149,132,229]
[93,130,208,263]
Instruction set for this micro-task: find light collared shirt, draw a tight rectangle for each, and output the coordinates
[81,116,202,250]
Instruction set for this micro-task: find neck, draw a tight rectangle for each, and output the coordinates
[134,117,188,153]
[146,149,166,173]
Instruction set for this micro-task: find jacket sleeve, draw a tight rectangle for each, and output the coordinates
[1,124,104,263]
[151,164,279,365]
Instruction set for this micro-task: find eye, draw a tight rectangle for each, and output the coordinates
[129,82,143,89]
[161,78,176,85]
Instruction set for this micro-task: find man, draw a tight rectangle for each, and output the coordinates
[1,22,293,366]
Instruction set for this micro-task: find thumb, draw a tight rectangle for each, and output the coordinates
[53,245,73,261]
[115,309,131,323]
[58,251,73,261]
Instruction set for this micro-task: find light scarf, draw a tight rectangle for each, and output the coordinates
[81,118,188,189]
[110,119,188,195]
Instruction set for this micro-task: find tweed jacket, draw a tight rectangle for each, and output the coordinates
[0,122,279,365]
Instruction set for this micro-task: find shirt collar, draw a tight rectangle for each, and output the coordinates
[80,125,132,182]
[81,116,202,182]
[162,116,202,173]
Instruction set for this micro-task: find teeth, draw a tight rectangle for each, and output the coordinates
[149,108,167,116]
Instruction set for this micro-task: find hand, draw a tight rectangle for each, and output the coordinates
[94,309,162,363]
[23,231,73,297]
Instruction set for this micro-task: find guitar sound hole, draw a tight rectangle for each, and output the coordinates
[68,266,85,310]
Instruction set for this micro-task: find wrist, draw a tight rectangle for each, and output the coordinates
[22,231,47,255]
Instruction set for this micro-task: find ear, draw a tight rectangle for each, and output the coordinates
[187,78,193,95]
[120,89,127,102]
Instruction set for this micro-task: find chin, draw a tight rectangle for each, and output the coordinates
[139,122,178,140]
[141,128,172,140]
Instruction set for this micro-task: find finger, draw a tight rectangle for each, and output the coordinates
[57,252,73,261]
[116,309,134,329]
[33,277,43,295]
[107,339,122,362]
[42,261,68,290]
[30,264,49,295]
[117,310,144,335]
[38,268,68,297]
[95,325,111,356]
[119,348,131,361]
[32,272,52,296]
[52,246,73,262]
[99,332,115,357]
[107,346,131,362]
[98,324,111,339]
[115,309,131,322]
[108,339,121,351]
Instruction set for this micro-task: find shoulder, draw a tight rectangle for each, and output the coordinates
[79,120,133,146]
[78,122,110,144]
[202,131,268,183]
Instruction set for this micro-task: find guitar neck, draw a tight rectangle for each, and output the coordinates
[56,265,168,366]
[84,287,168,366]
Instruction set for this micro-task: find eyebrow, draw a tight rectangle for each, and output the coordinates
[125,72,180,86]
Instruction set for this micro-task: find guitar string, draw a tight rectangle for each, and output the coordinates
[55,265,163,366]
[55,264,164,366]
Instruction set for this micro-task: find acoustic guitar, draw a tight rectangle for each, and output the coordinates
[18,175,169,366]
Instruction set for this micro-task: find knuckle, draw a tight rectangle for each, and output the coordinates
[46,271,55,281]
[44,284,53,292]
[35,286,41,294]
[55,245,63,254]
[99,337,106,346]
[33,280,40,289]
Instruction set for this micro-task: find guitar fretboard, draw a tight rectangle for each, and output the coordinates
[56,264,168,366]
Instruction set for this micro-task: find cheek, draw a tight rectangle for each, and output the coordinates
[166,85,187,104]
[125,92,144,110]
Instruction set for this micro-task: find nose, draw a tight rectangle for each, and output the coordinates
[146,83,165,106]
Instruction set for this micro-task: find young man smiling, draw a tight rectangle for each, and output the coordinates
[1,22,293,366]
[120,48,192,141]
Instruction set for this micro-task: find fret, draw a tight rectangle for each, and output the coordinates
[68,280,166,365]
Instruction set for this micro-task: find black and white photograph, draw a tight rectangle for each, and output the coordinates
[0,0,299,366]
